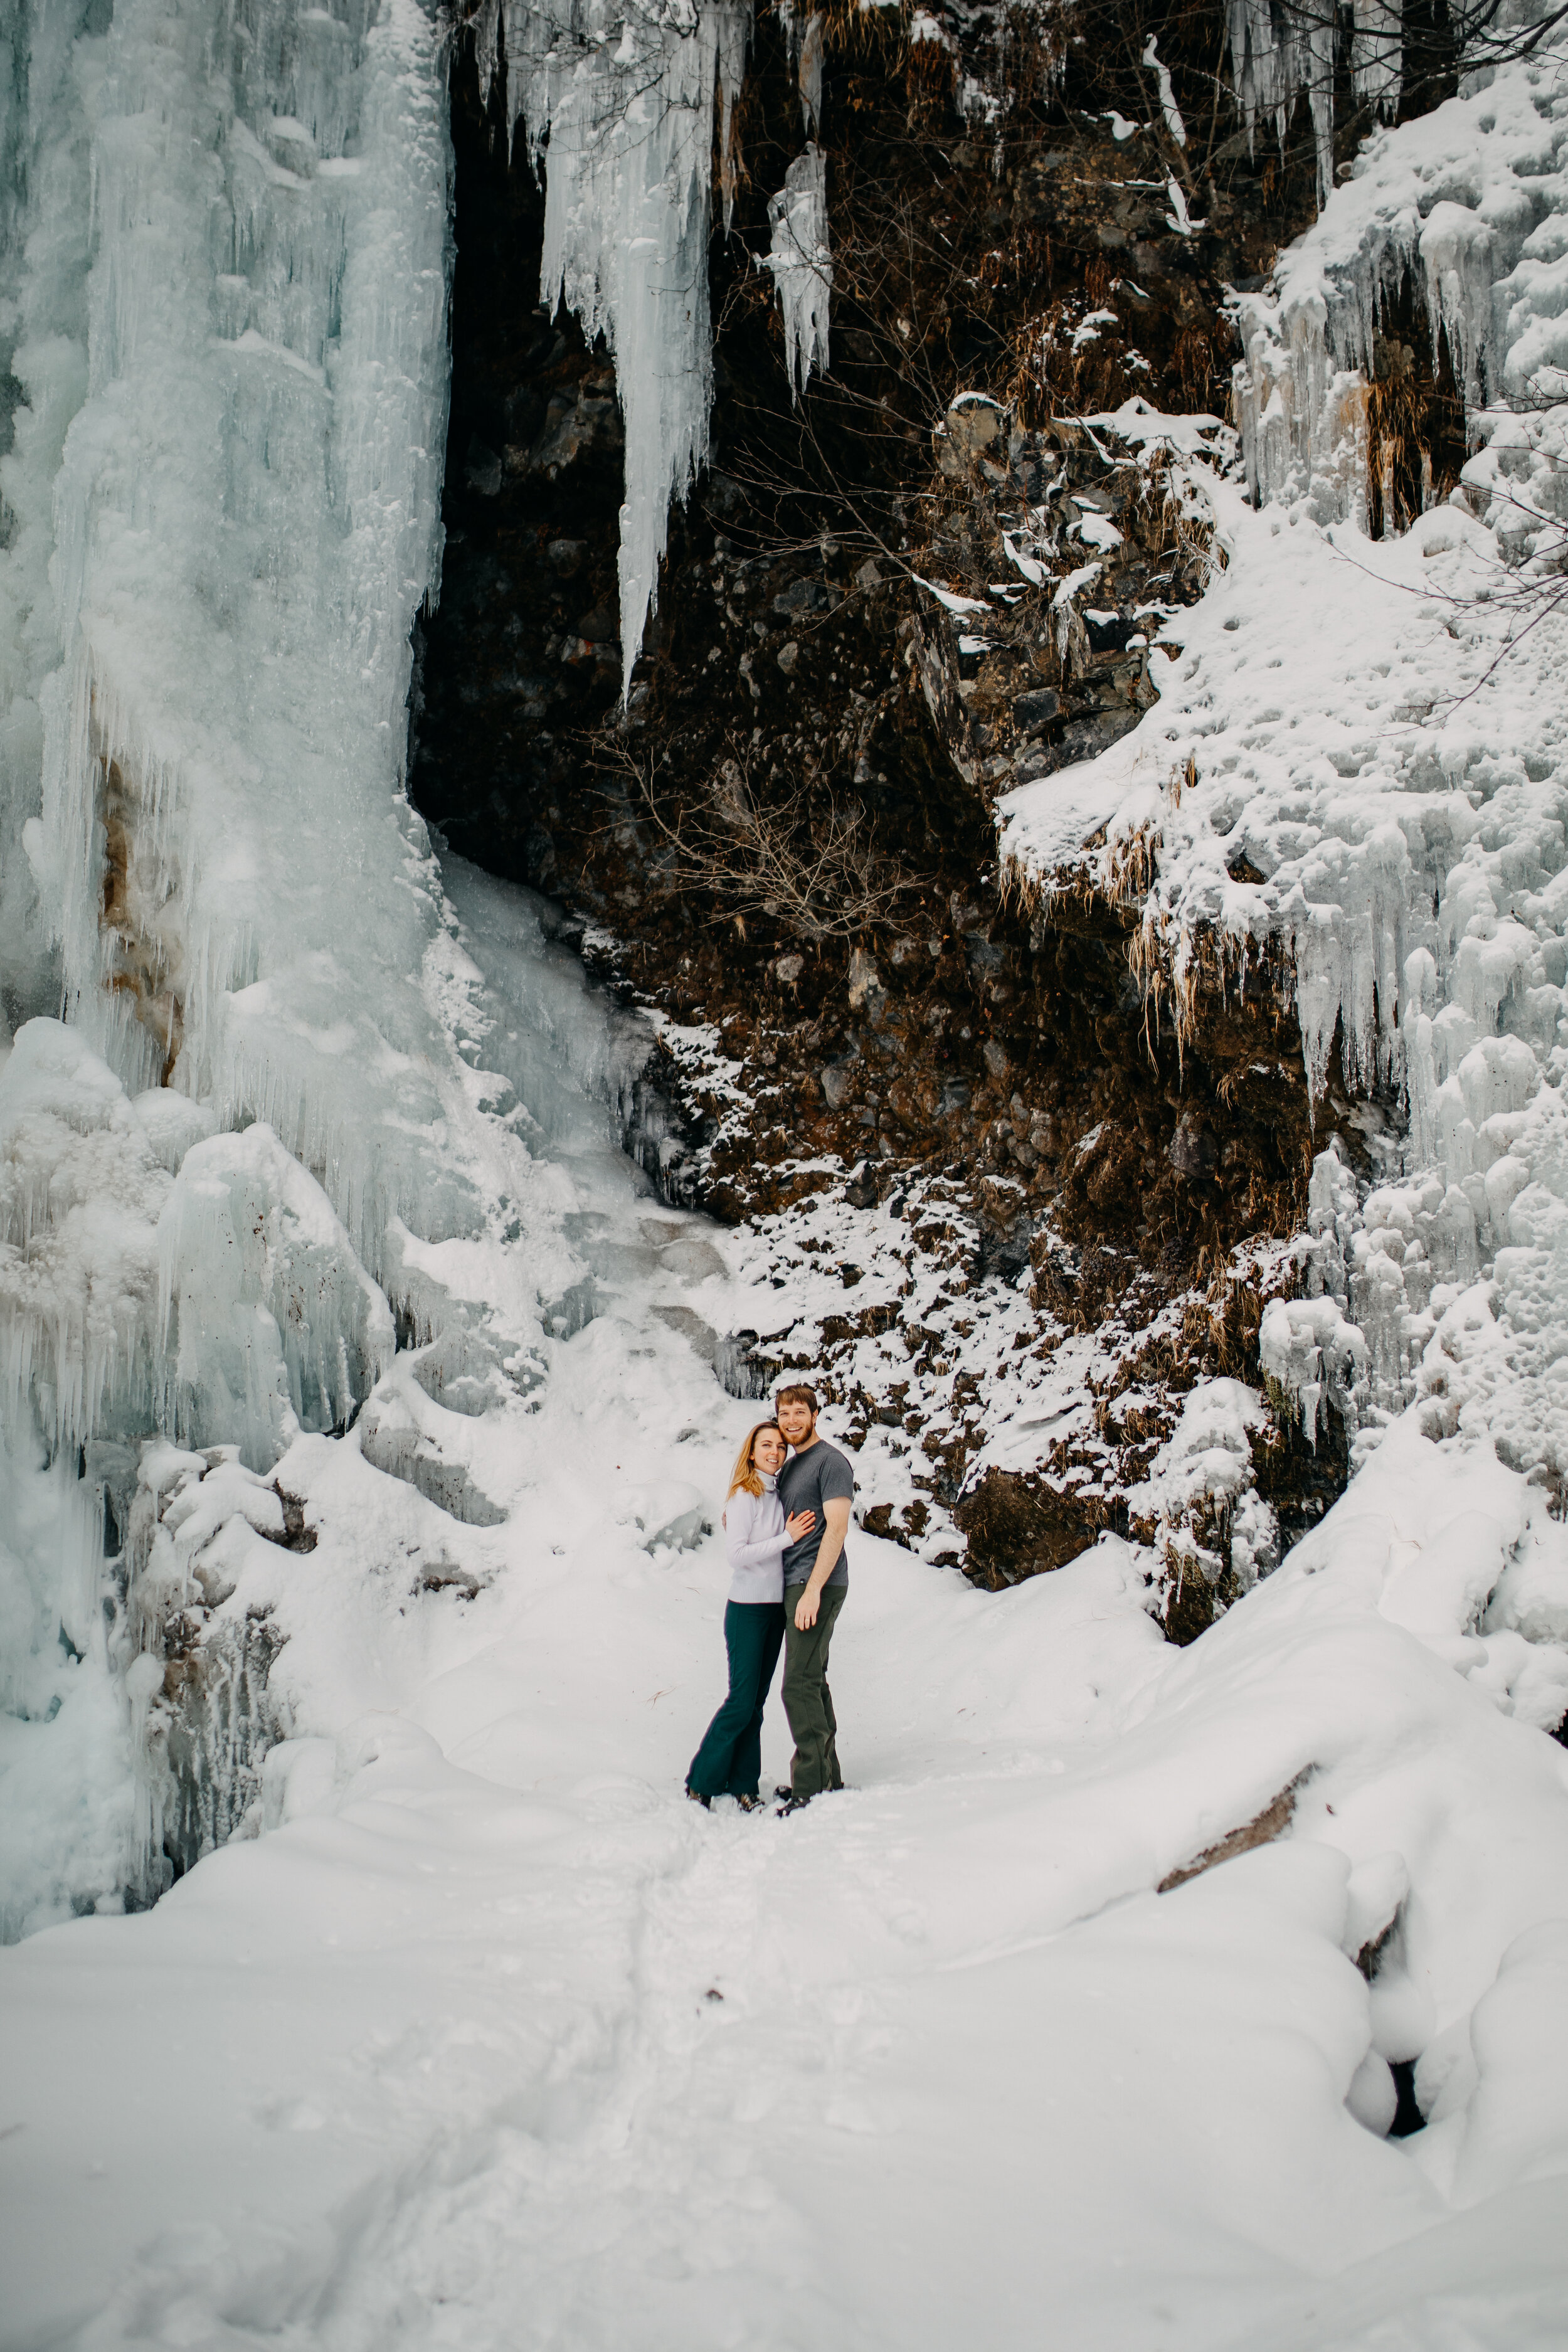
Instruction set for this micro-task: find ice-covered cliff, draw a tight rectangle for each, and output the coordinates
[1000,41,1568,1584]
[0,0,499,1936]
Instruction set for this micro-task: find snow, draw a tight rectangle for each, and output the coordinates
[913,573,992,616]
[1002,531,1047,586]
[1074,504,1123,550]
[1125,1374,1279,1587]
[1142,34,1186,147]
[6,1277,1568,2340]
[1164,172,1205,236]
[1088,394,1225,457]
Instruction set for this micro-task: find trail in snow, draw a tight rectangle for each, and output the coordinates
[3,857,1568,2350]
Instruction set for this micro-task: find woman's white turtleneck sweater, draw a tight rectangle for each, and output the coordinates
[723,1473,788,1604]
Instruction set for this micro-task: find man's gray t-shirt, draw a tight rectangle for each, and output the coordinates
[778,1439,855,1590]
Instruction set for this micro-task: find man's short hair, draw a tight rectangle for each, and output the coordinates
[775,1382,819,1416]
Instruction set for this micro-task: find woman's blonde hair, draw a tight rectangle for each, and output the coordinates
[727,1421,783,1502]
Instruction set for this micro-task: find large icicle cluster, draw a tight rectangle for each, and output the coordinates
[1226,0,1406,213]
[1226,0,1336,209]
[1232,60,1568,516]
[470,0,839,677]
[471,0,750,694]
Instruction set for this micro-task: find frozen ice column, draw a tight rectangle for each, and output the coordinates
[0,0,464,1939]
[33,0,462,1276]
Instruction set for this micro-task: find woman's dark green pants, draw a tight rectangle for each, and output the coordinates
[686,1601,786,1801]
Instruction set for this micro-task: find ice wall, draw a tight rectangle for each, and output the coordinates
[6,0,506,1435]
[35,0,457,1224]
[0,0,573,1937]
[0,0,98,1025]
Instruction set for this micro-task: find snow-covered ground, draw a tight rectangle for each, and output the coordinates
[5,848,1568,2351]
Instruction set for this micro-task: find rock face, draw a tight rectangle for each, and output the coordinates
[410,1,1454,1613]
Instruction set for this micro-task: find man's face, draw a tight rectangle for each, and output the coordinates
[776,1397,815,1448]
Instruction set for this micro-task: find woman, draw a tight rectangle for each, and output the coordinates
[686,1421,815,1809]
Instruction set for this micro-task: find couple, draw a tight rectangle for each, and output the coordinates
[686,1384,854,1816]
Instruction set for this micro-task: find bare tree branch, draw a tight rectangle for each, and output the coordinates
[598,738,935,945]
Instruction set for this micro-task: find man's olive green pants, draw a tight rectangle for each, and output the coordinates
[781,1583,847,1799]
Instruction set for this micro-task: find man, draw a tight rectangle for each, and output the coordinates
[773,1384,855,1812]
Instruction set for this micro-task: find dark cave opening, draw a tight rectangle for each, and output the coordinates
[406,40,625,882]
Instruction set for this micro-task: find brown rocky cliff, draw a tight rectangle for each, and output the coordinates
[409,0,1436,1623]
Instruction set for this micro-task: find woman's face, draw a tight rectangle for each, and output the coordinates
[753,1427,786,1476]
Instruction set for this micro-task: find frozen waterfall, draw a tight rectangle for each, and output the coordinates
[0,0,485,1939]
[0,0,840,1938]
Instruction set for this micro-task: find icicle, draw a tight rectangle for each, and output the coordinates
[717,2,750,232]
[1351,0,1402,122]
[0,1020,169,1456]
[1226,0,1339,213]
[1306,9,1335,213]
[767,146,832,403]
[798,11,825,138]
[480,0,750,697]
